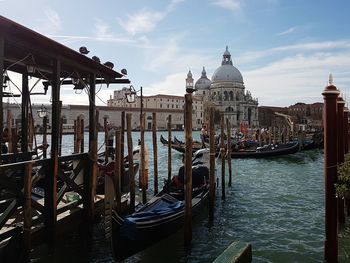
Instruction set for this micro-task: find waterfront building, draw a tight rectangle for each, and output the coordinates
[193,46,259,128]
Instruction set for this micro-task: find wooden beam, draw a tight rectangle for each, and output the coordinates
[0,35,4,158]
[45,59,60,248]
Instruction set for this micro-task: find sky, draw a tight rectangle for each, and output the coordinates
[2,0,350,107]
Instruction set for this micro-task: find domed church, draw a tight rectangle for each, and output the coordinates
[191,46,259,128]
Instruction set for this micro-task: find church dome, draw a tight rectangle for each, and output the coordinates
[195,67,211,90]
[211,46,243,83]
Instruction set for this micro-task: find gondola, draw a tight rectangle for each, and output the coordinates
[228,141,299,158]
[111,149,210,261]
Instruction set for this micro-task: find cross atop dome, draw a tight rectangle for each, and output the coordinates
[222,46,233,66]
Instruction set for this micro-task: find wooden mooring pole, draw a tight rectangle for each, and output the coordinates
[141,113,147,204]
[120,111,125,190]
[168,114,172,181]
[322,77,339,262]
[209,107,215,222]
[126,113,135,212]
[227,118,232,187]
[337,96,345,223]
[115,128,122,212]
[184,94,193,247]
[152,112,159,195]
[103,116,108,162]
[220,114,225,200]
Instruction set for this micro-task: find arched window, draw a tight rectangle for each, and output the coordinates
[229,91,234,101]
[224,91,228,101]
[225,107,234,112]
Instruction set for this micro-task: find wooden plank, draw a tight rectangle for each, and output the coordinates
[0,200,17,229]
[213,241,252,263]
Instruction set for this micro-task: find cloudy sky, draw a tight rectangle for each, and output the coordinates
[2,0,350,106]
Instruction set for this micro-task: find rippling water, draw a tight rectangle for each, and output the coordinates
[34,131,325,263]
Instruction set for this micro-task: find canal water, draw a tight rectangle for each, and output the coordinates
[33,131,325,263]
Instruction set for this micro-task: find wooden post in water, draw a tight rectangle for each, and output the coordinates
[167,114,172,181]
[227,118,232,187]
[75,116,81,153]
[126,113,135,212]
[220,114,226,200]
[273,126,276,144]
[24,162,33,261]
[209,107,215,222]
[337,96,345,223]
[140,113,147,204]
[322,76,339,263]
[184,94,193,247]
[73,119,77,153]
[115,128,122,212]
[152,112,159,195]
[268,126,272,145]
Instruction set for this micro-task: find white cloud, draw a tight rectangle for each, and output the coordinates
[147,72,186,96]
[277,27,296,36]
[118,0,184,35]
[212,0,241,12]
[244,51,350,106]
[94,18,113,38]
[37,8,62,34]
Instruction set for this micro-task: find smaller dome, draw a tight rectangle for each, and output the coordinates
[195,67,211,90]
[187,69,193,78]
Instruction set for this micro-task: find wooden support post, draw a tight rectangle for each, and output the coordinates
[7,110,12,153]
[167,114,172,181]
[152,112,159,195]
[80,118,84,153]
[24,162,33,260]
[46,59,60,249]
[184,94,193,247]
[43,116,47,159]
[343,109,350,216]
[11,127,17,153]
[28,113,33,151]
[73,119,77,153]
[115,128,121,212]
[220,114,225,200]
[103,116,108,162]
[337,97,345,224]
[140,113,147,204]
[209,107,215,222]
[87,73,97,229]
[227,118,232,187]
[75,117,81,153]
[322,80,339,262]
[0,36,4,158]
[21,72,29,153]
[268,126,272,145]
[120,111,125,190]
[126,113,135,212]
[344,108,349,155]
[59,116,63,156]
[273,126,276,144]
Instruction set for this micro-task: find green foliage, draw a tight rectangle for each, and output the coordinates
[335,153,350,198]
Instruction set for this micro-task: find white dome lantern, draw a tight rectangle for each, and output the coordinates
[211,46,243,84]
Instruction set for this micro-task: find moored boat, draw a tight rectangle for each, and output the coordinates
[111,149,210,261]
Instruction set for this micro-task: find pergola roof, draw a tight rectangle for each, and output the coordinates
[0,15,129,83]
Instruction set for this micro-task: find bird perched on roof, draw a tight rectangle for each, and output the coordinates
[103,61,114,69]
[92,56,101,63]
[121,68,127,75]
[79,46,89,55]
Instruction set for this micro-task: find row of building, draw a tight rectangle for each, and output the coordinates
[2,47,323,132]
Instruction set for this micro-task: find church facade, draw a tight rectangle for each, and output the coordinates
[191,46,259,128]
